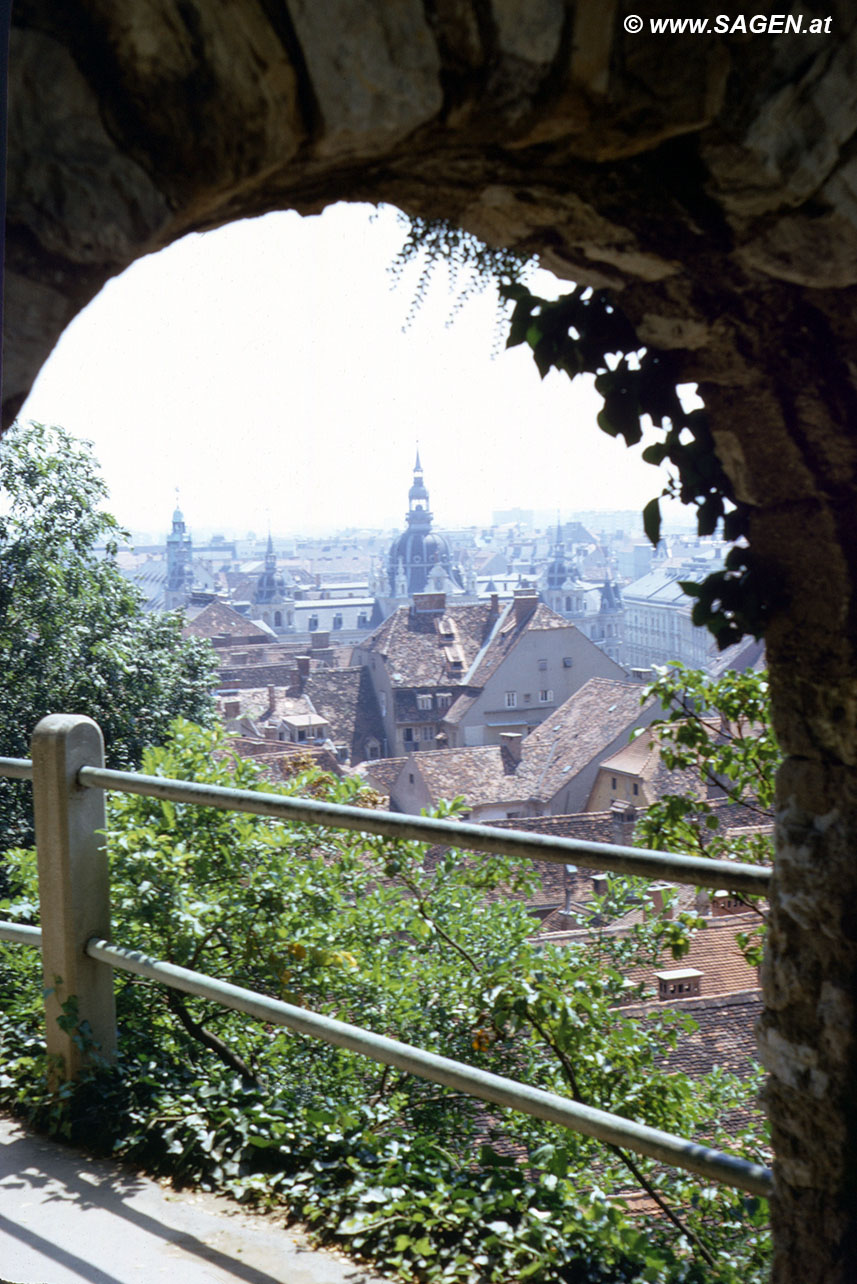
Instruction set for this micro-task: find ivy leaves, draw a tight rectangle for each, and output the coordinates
[502,284,773,648]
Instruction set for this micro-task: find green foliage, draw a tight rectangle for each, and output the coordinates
[502,284,776,647]
[0,421,217,846]
[634,664,777,965]
[390,214,532,331]
[0,721,770,1282]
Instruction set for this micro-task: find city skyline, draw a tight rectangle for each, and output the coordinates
[20,203,688,539]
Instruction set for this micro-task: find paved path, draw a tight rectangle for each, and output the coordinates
[0,1114,390,1284]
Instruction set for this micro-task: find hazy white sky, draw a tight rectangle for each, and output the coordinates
[20,202,677,540]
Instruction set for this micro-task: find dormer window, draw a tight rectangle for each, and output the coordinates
[416,694,433,711]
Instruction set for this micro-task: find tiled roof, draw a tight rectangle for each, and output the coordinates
[394,689,445,724]
[359,602,498,686]
[301,667,385,764]
[183,601,270,644]
[218,663,301,689]
[442,690,481,725]
[220,736,343,779]
[358,601,577,690]
[593,731,702,806]
[622,990,763,1080]
[356,756,409,798]
[514,678,652,803]
[465,601,575,686]
[537,912,761,998]
[407,745,525,808]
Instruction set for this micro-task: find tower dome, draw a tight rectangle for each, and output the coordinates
[545,520,569,590]
[387,452,461,596]
[254,532,289,604]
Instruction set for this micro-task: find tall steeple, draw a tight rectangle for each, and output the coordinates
[407,447,431,527]
[387,449,461,597]
[165,489,193,608]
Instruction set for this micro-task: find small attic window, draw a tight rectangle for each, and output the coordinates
[563,657,573,667]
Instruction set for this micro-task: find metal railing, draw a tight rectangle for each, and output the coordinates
[0,715,774,1199]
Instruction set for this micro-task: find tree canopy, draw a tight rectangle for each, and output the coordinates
[0,421,217,846]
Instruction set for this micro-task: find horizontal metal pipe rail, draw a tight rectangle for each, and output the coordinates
[0,757,34,781]
[87,936,774,1198]
[0,739,774,1199]
[0,920,42,947]
[76,765,771,895]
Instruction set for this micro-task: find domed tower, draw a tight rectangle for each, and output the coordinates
[545,519,569,594]
[165,494,194,609]
[253,533,294,632]
[541,520,586,618]
[387,452,461,597]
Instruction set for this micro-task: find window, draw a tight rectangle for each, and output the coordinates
[563,656,573,668]
[538,658,548,671]
[633,782,639,796]
[436,693,452,710]
[505,691,517,708]
[403,727,414,742]
[308,615,319,631]
[274,611,282,627]
[523,693,531,704]
[416,694,432,711]
[611,776,617,789]
[539,689,553,703]
[409,773,415,783]
[358,612,369,628]
[421,725,434,740]
[332,612,343,630]
[379,692,386,717]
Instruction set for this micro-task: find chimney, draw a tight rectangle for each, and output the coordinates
[224,700,240,720]
[296,655,311,677]
[413,591,446,613]
[267,684,276,707]
[561,863,578,917]
[592,874,608,897]
[649,884,674,919]
[611,800,636,845]
[489,593,499,615]
[499,731,523,764]
[711,889,743,916]
[311,631,330,649]
[513,589,538,625]
[656,969,702,1000]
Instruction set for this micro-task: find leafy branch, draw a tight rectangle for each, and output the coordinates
[502,284,778,648]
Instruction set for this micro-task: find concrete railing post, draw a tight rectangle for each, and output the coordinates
[31,714,116,1077]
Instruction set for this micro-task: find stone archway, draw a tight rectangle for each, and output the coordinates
[6,5,857,1279]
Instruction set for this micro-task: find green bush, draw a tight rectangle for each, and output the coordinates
[0,721,770,1282]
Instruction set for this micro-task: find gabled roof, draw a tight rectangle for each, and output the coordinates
[592,730,701,806]
[402,745,524,808]
[355,756,409,798]
[301,667,385,763]
[359,602,498,685]
[182,600,269,644]
[514,678,652,803]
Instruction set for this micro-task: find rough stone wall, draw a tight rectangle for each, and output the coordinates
[6,3,857,1278]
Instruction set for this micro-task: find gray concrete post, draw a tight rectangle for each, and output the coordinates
[31,714,116,1077]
